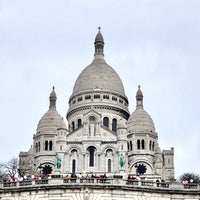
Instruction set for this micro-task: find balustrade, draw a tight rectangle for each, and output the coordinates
[0,177,199,191]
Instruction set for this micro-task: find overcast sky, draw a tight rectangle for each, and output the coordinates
[0,0,200,178]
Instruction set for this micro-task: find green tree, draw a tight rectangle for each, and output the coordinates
[178,172,200,183]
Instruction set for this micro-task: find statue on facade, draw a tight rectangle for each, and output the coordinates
[119,153,125,169]
[55,154,61,169]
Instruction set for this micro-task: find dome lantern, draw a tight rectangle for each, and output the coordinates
[49,86,57,109]
[136,85,143,108]
[127,86,155,133]
[94,27,104,56]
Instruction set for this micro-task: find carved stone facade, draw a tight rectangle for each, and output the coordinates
[19,30,174,182]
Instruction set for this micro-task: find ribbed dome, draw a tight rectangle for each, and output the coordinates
[36,87,66,134]
[72,57,125,96]
[127,86,155,133]
[127,108,155,133]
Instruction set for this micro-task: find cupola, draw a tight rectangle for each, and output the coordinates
[127,86,155,133]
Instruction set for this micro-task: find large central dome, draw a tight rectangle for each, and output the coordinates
[72,57,125,96]
[72,29,125,97]
[67,29,129,120]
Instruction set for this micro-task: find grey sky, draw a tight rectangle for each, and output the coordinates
[0,0,200,178]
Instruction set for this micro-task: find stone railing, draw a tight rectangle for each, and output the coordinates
[0,177,199,191]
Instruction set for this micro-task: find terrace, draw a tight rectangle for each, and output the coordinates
[1,175,199,191]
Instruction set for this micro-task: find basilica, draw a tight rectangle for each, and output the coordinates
[19,29,174,182]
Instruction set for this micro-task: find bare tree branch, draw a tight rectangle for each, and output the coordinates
[0,157,19,178]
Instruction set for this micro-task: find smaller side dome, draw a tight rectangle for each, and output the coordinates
[127,109,155,133]
[37,110,66,134]
[127,86,155,133]
[36,87,66,134]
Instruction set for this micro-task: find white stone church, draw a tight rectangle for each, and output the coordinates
[19,29,174,182]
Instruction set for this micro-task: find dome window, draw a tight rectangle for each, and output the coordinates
[85,95,91,100]
[119,99,123,104]
[103,94,109,99]
[72,99,76,104]
[112,96,117,101]
[103,117,109,128]
[78,96,82,102]
[94,94,100,99]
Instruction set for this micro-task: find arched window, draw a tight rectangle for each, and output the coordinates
[78,119,82,128]
[89,116,96,136]
[149,141,152,150]
[137,140,140,149]
[108,159,111,172]
[142,139,145,149]
[45,140,48,151]
[127,141,129,150]
[103,117,109,128]
[72,159,76,174]
[106,149,113,156]
[88,146,95,167]
[49,141,53,151]
[130,141,133,151]
[72,121,75,131]
[35,143,38,152]
[38,142,40,151]
[112,118,117,132]
[152,141,155,151]
[71,149,78,156]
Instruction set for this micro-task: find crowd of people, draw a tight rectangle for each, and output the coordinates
[63,173,108,183]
